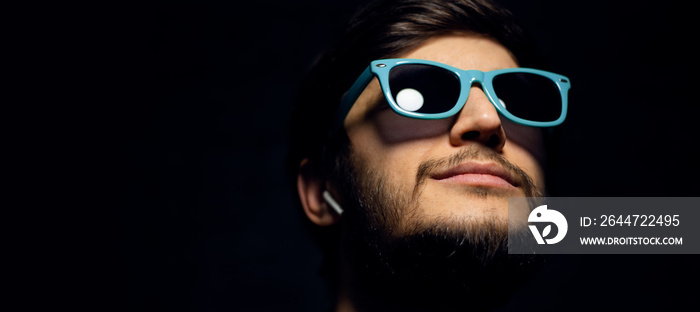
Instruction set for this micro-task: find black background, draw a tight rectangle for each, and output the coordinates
[123,1,700,311]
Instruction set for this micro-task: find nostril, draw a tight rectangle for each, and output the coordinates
[461,131,480,141]
[486,134,501,148]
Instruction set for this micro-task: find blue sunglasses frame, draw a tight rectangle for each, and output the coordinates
[333,58,570,132]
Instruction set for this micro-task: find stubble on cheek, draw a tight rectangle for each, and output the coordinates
[343,141,541,241]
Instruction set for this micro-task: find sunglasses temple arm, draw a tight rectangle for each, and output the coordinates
[331,66,374,136]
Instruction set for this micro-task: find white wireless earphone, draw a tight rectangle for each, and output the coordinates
[322,190,344,215]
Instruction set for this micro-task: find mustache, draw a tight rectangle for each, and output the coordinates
[414,146,538,197]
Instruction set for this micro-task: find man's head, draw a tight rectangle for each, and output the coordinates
[288,0,565,310]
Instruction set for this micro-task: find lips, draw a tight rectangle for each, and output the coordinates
[430,162,519,188]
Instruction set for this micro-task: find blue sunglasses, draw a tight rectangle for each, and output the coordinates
[333,58,570,132]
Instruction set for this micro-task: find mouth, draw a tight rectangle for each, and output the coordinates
[430,162,519,189]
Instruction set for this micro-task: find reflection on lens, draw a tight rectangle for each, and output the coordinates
[395,88,424,111]
[389,64,460,114]
[498,98,507,109]
[493,73,562,122]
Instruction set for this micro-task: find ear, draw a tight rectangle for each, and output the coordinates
[297,158,341,226]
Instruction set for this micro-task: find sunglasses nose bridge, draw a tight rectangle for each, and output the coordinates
[456,70,486,101]
[459,69,485,89]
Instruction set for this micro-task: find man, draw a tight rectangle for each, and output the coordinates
[288,0,569,311]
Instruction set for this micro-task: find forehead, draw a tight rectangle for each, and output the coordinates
[400,33,518,71]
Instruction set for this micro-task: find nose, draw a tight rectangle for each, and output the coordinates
[449,84,506,151]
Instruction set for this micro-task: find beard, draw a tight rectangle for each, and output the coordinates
[330,145,544,312]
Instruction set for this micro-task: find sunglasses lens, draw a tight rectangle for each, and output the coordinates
[388,64,460,114]
[492,72,563,122]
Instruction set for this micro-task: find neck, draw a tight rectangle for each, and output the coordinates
[336,263,514,312]
[333,233,541,312]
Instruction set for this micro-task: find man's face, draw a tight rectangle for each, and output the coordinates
[342,33,545,236]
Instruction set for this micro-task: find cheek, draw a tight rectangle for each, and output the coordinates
[347,117,438,186]
[372,110,452,144]
[504,142,545,191]
[501,117,546,165]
